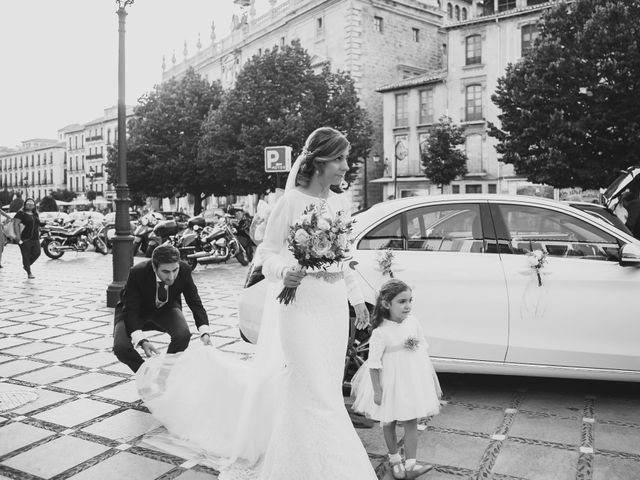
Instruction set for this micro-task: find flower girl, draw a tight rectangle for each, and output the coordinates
[351,279,441,479]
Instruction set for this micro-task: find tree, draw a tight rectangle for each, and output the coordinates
[421,116,468,191]
[86,190,97,202]
[51,189,77,202]
[200,41,372,194]
[9,193,23,212]
[0,189,13,208]
[39,196,58,212]
[106,68,223,215]
[489,0,640,188]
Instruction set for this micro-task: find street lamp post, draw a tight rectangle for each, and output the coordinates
[107,0,134,307]
[87,167,96,208]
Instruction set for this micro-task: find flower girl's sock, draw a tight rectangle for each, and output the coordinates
[389,452,402,464]
[405,459,416,470]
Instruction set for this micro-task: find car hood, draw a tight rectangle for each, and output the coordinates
[602,166,640,210]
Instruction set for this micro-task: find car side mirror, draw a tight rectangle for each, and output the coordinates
[619,243,640,266]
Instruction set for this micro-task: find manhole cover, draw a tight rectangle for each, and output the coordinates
[0,391,39,412]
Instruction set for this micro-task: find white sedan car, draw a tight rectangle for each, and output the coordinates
[240,194,640,383]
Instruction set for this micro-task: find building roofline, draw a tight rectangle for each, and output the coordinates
[445,2,554,29]
[377,72,446,93]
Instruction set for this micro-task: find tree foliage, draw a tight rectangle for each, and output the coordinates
[106,68,223,214]
[489,0,640,188]
[51,189,77,202]
[86,190,97,202]
[199,41,372,194]
[39,196,58,212]
[0,189,13,207]
[421,116,468,188]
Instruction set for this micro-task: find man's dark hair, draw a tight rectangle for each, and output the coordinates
[152,244,180,268]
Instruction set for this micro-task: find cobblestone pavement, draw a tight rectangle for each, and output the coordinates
[0,244,639,480]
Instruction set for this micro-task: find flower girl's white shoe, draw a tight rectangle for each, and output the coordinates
[390,460,406,479]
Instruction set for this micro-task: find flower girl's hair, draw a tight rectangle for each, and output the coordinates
[296,127,350,187]
[371,279,411,329]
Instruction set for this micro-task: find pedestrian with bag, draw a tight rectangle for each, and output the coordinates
[12,198,44,279]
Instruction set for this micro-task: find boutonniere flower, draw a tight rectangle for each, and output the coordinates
[404,336,420,351]
[527,250,548,287]
[376,248,395,278]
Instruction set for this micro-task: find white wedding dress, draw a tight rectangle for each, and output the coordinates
[136,188,377,480]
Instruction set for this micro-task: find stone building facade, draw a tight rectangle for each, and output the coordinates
[163,0,446,207]
[376,0,552,199]
[0,140,66,201]
[58,106,133,204]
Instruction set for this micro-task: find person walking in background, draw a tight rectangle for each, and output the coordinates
[12,198,43,279]
[0,208,12,268]
[351,279,442,479]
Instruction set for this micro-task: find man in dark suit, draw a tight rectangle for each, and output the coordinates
[113,244,211,372]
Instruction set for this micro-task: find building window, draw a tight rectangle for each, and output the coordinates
[466,184,482,193]
[107,129,111,144]
[395,93,408,127]
[488,184,497,194]
[452,185,460,194]
[316,17,324,37]
[419,89,434,124]
[465,85,483,121]
[455,5,460,20]
[412,28,419,42]
[521,24,540,57]
[374,16,383,32]
[465,134,483,172]
[465,34,482,65]
[462,7,467,20]
[280,36,285,46]
[498,0,517,12]
[527,0,547,5]
[447,3,453,18]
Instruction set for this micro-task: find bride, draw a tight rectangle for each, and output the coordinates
[136,127,377,479]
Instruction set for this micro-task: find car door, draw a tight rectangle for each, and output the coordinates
[354,201,509,363]
[491,202,640,371]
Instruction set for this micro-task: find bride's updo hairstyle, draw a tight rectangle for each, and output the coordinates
[296,127,350,187]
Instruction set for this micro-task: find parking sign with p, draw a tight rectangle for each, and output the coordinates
[264,146,292,172]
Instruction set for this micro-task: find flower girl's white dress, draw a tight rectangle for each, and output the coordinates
[136,189,377,480]
[351,315,441,422]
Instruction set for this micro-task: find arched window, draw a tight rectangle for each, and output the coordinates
[447,3,453,18]
[462,7,467,20]
[455,5,460,20]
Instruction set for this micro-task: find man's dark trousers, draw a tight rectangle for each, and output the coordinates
[113,307,191,373]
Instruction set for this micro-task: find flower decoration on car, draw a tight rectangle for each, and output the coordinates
[376,248,395,278]
[404,336,420,352]
[277,203,354,305]
[527,249,548,287]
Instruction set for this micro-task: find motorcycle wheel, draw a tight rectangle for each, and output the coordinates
[93,238,108,255]
[42,239,65,259]
[235,247,249,266]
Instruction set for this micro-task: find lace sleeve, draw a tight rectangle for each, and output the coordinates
[260,194,294,281]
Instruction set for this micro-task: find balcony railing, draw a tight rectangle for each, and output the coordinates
[85,135,103,142]
[86,154,104,160]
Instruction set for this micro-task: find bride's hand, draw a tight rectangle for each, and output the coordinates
[353,303,370,330]
[283,267,306,288]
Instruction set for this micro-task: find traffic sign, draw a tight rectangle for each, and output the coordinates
[264,146,292,172]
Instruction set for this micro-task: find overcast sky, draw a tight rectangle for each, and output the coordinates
[0,0,274,148]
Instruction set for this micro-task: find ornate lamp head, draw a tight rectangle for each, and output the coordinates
[115,0,134,8]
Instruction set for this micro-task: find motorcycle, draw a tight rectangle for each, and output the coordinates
[132,212,162,256]
[145,218,187,258]
[170,216,210,270]
[41,219,108,259]
[186,216,249,269]
[230,212,256,262]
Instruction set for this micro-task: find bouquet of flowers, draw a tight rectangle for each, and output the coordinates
[376,248,395,278]
[527,249,548,286]
[277,203,354,305]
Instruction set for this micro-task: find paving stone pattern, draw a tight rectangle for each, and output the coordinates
[0,245,639,479]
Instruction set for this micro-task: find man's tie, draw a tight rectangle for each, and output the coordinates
[157,281,168,305]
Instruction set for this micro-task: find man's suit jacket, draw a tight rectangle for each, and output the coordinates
[114,260,208,334]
